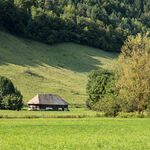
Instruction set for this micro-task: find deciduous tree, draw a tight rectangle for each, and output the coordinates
[117,34,150,115]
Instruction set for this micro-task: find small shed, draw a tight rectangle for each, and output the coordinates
[28,94,69,111]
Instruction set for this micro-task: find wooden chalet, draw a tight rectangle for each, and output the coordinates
[28,94,69,111]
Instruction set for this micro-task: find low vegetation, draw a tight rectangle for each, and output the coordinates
[0,118,150,150]
[0,108,103,119]
[0,108,149,119]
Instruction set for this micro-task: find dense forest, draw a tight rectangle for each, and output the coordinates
[0,0,150,51]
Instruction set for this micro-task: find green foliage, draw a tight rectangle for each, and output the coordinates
[0,76,23,110]
[87,69,113,103]
[86,69,118,114]
[117,112,144,118]
[0,0,28,34]
[86,33,150,116]
[117,34,150,114]
[0,76,16,97]
[1,0,150,51]
[2,94,23,111]
[94,95,121,117]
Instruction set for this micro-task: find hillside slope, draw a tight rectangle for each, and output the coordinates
[0,31,117,105]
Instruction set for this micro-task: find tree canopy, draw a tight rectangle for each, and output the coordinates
[117,34,150,114]
[0,76,23,111]
[86,34,150,116]
[0,0,150,51]
[86,69,116,108]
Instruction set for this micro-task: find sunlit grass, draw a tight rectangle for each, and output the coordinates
[0,118,150,150]
[0,108,103,118]
[0,31,117,105]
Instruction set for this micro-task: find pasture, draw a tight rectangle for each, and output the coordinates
[0,108,102,119]
[0,31,117,105]
[0,118,150,150]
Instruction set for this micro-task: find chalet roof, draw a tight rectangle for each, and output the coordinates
[28,94,68,105]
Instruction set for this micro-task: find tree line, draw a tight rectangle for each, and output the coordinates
[0,0,150,51]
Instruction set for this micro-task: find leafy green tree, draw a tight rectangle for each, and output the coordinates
[0,76,16,97]
[2,94,23,111]
[0,76,23,110]
[86,68,120,116]
[117,34,150,115]
[86,69,116,109]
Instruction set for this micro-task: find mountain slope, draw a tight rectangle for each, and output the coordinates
[0,31,117,105]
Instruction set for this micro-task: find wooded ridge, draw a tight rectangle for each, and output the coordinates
[0,0,150,51]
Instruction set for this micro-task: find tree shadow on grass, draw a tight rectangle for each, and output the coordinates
[0,32,117,73]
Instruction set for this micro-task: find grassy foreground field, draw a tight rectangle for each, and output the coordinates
[0,118,149,150]
[0,31,117,105]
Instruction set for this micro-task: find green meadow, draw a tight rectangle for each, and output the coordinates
[0,108,101,119]
[0,118,149,150]
[1,31,148,150]
[0,1,150,149]
[0,31,117,105]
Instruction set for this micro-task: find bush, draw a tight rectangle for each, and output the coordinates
[0,76,23,110]
[117,112,142,118]
[94,96,121,117]
[2,94,23,111]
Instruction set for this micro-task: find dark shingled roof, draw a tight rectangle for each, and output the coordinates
[28,94,68,105]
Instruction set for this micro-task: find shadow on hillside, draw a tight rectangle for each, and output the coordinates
[0,33,117,73]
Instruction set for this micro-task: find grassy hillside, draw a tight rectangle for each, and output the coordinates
[0,31,117,105]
